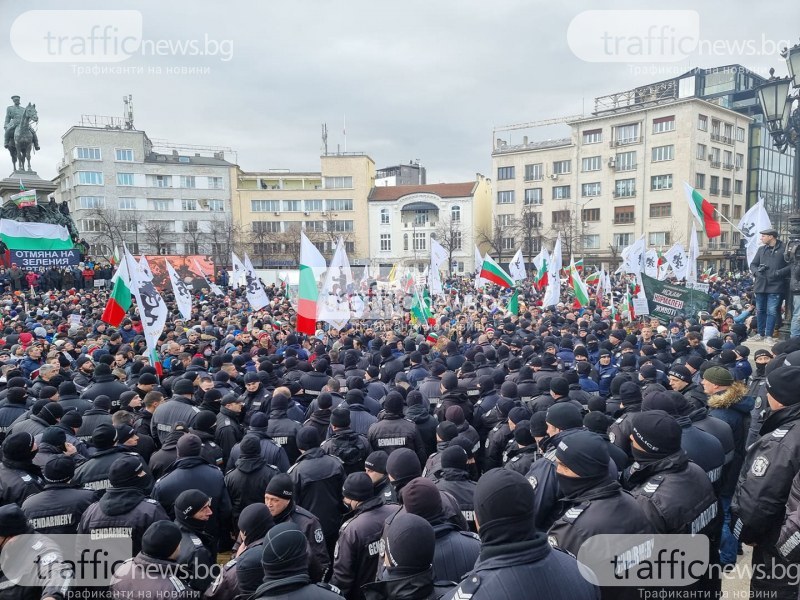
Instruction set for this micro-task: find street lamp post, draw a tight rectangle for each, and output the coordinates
[756,41,800,339]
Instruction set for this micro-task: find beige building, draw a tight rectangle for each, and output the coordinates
[231,154,375,267]
[492,95,751,270]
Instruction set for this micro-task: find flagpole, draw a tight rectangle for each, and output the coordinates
[712,206,744,234]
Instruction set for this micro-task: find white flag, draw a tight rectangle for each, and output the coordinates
[508,248,527,282]
[192,259,224,296]
[617,235,646,275]
[644,249,659,278]
[231,252,247,287]
[318,238,353,329]
[543,235,562,307]
[737,198,772,268]
[243,253,270,311]
[125,250,167,362]
[138,254,154,282]
[686,224,699,284]
[429,239,448,296]
[664,243,687,281]
[474,245,485,288]
[165,260,193,320]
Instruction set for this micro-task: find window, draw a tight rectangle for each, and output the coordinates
[582,208,600,221]
[524,163,543,181]
[735,179,743,194]
[501,237,515,251]
[283,200,301,212]
[553,160,571,175]
[403,234,408,251]
[185,242,200,254]
[698,115,708,131]
[414,210,427,225]
[711,119,721,136]
[326,199,353,211]
[648,232,671,246]
[583,234,600,249]
[710,147,721,164]
[614,123,640,145]
[208,199,224,212]
[614,178,636,197]
[582,156,602,171]
[710,175,720,194]
[77,171,103,185]
[614,233,633,248]
[150,199,172,211]
[79,219,103,232]
[651,174,673,190]
[497,166,515,180]
[304,221,325,233]
[88,243,111,257]
[120,220,137,233]
[380,234,391,251]
[736,127,745,142]
[413,232,426,251]
[552,210,571,224]
[525,212,543,228]
[118,197,136,210]
[183,220,199,233]
[652,145,674,162]
[724,123,734,141]
[75,147,101,160]
[721,204,730,218]
[451,205,461,222]
[116,173,134,186]
[77,196,105,209]
[697,143,707,160]
[115,149,133,162]
[252,199,279,212]
[208,176,224,190]
[734,205,742,219]
[614,206,635,224]
[253,221,282,234]
[583,129,602,144]
[345,242,355,254]
[722,178,732,196]
[380,208,390,224]
[453,230,463,251]
[180,176,196,189]
[546,185,570,201]
[497,190,515,204]
[581,182,601,197]
[652,116,675,133]
[304,199,323,212]
[695,173,706,189]
[650,203,672,218]
[151,175,172,188]
[329,220,354,233]
[499,214,514,227]
[616,151,637,171]
[325,176,353,189]
[181,199,197,211]
[735,153,744,169]
[524,188,543,205]
[723,150,733,168]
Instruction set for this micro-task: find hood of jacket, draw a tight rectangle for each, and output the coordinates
[404,404,431,423]
[99,486,148,516]
[234,455,267,474]
[707,381,751,413]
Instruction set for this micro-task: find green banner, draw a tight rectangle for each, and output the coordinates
[641,273,713,324]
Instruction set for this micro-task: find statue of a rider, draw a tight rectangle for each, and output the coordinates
[4,95,39,151]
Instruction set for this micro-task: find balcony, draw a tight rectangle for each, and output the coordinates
[613,189,636,198]
[610,136,643,148]
[710,133,734,145]
[722,189,732,198]
[613,217,635,225]
[614,163,638,172]
[709,187,720,195]
[722,163,735,170]
[710,160,721,168]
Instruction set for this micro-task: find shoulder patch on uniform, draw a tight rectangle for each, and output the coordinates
[511,455,521,462]
[614,417,624,424]
[287,463,298,474]
[20,474,32,482]
[169,575,185,592]
[314,528,324,544]
[751,456,769,477]
[316,582,341,594]
[563,503,588,523]
[641,477,664,496]
[190,535,203,547]
[608,432,616,444]
[192,406,201,413]
[547,535,558,547]
[225,419,231,426]
[460,531,481,541]
[145,498,159,504]
[208,442,217,447]
[40,552,58,566]
[755,397,762,409]
[773,428,789,439]
[453,574,480,599]
[528,475,538,491]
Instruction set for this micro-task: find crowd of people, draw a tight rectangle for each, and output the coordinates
[0,250,798,600]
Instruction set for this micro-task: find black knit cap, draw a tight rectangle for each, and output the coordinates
[440,444,468,471]
[296,426,320,450]
[383,512,435,574]
[473,468,535,542]
[109,454,147,488]
[260,522,308,575]
[176,433,202,457]
[631,410,681,456]
[546,403,583,430]
[238,503,274,546]
[365,450,388,474]
[767,366,800,406]
[668,365,692,384]
[240,434,261,458]
[343,472,375,501]
[529,411,548,437]
[330,407,350,427]
[436,421,459,442]
[508,406,531,425]
[555,430,609,478]
[142,521,183,560]
[550,377,570,397]
[583,411,611,434]
[175,489,211,518]
[513,421,535,446]
[41,426,66,449]
[0,505,31,537]
[641,391,677,414]
[402,477,442,521]
[619,381,642,405]
[265,473,294,499]
[44,454,75,483]
[386,448,421,481]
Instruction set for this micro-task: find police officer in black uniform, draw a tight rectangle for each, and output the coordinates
[151,378,200,445]
[364,450,395,504]
[173,489,217,594]
[0,431,43,505]
[433,444,477,532]
[322,407,371,474]
[73,423,152,495]
[226,412,290,473]
[224,434,278,529]
[215,393,244,467]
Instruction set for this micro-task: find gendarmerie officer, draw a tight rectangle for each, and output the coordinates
[173,489,216,594]
[433,444,478,532]
[73,423,152,496]
[226,412,290,473]
[0,432,43,505]
[151,378,200,445]
[367,392,427,466]
[78,454,169,558]
[224,434,279,528]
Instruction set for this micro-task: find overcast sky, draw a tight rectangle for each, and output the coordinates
[0,1,797,183]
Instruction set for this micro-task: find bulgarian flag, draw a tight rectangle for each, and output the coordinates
[532,248,549,290]
[508,289,519,315]
[479,254,514,288]
[569,262,590,306]
[410,289,434,325]
[684,182,721,238]
[298,232,326,335]
[101,259,132,326]
[0,219,73,251]
[585,271,602,285]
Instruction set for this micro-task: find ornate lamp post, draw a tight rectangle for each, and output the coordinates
[755,41,800,338]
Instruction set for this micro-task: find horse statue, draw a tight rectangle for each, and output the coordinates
[9,103,37,172]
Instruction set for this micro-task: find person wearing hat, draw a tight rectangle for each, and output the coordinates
[481,398,517,473]
[734,366,800,599]
[110,520,190,600]
[132,371,159,401]
[596,349,619,399]
[72,355,96,394]
[75,395,113,444]
[214,504,275,599]
[57,380,92,416]
[81,362,131,411]
[288,426,346,558]
[148,421,189,480]
[503,420,541,475]
[750,226,789,343]
[31,425,76,469]
[224,434,279,530]
[321,407,371,475]
[150,377,200,446]
[745,349,774,449]
[432,442,478,532]
[238,371,270,421]
[21,454,97,535]
[367,392,427,467]
[265,390,303,465]
[78,454,169,557]
[214,393,244,467]
[418,361,446,411]
[9,398,64,440]
[435,371,473,424]
[152,433,232,552]
[364,450,394,504]
[667,364,708,410]
[446,469,598,600]
[264,474,331,583]
[330,472,396,600]
[303,391,333,441]
[225,412,290,473]
[0,505,71,600]
[422,421,461,479]
[0,386,29,443]
[623,410,721,588]
[0,432,43,504]
[300,358,330,407]
[171,489,219,593]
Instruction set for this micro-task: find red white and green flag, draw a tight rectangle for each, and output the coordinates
[569,262,590,306]
[298,232,326,335]
[532,247,549,290]
[584,271,602,285]
[479,254,514,288]
[508,289,519,315]
[684,182,721,238]
[101,259,132,327]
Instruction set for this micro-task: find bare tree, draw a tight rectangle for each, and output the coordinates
[83,206,125,258]
[207,214,246,269]
[517,204,544,265]
[182,219,204,255]
[143,220,173,255]
[434,216,464,275]
[476,216,511,263]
